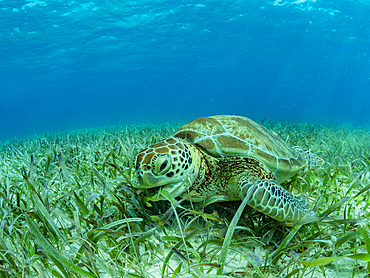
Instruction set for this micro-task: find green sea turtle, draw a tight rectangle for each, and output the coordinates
[135,115,324,225]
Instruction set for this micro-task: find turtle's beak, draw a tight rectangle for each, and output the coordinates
[137,172,166,189]
[147,181,188,201]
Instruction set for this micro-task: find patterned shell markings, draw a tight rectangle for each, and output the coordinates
[173,115,308,183]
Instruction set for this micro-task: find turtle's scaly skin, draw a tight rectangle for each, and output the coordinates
[135,115,324,225]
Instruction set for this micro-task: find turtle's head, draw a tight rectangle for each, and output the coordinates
[135,138,200,200]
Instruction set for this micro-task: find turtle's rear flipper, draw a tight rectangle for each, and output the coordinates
[239,176,317,226]
[294,147,324,168]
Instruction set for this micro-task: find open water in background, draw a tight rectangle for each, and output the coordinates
[0,0,369,141]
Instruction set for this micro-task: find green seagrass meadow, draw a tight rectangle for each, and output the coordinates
[1,120,370,277]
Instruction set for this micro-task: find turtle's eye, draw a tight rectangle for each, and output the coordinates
[153,154,171,175]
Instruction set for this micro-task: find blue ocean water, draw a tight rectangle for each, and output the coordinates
[0,0,369,141]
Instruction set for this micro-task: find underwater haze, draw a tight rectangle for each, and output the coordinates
[0,0,369,141]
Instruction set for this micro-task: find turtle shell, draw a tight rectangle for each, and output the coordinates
[173,115,307,183]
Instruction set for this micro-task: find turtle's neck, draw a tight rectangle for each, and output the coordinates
[181,149,219,201]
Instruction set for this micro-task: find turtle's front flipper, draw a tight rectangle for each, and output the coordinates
[238,175,314,226]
